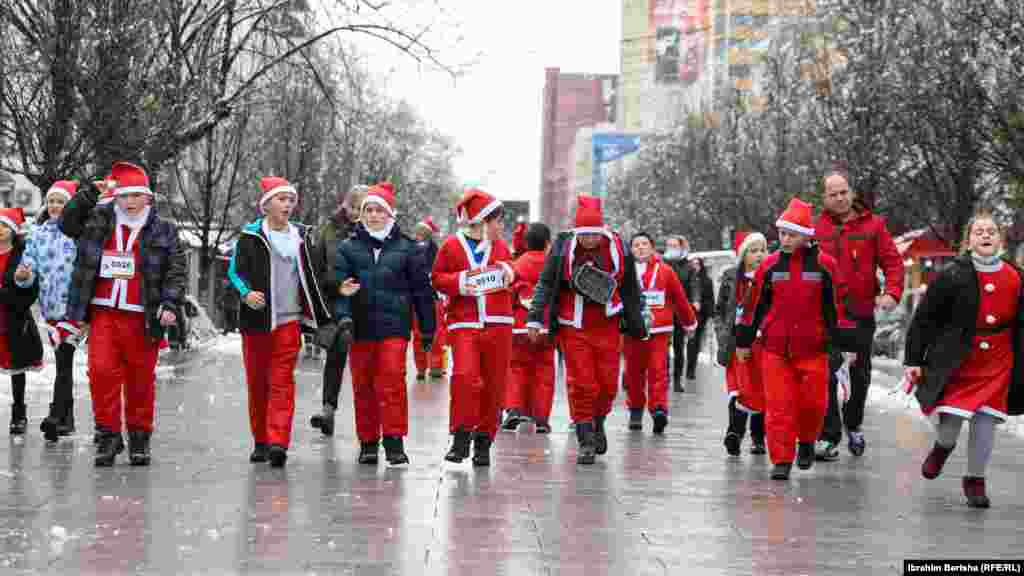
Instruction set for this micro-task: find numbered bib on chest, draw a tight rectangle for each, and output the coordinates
[643,290,665,309]
[100,250,136,279]
[466,266,506,295]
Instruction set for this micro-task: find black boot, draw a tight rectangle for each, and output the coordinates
[310,405,335,436]
[358,440,379,465]
[652,409,668,436]
[472,433,492,467]
[797,442,815,470]
[9,403,26,436]
[445,429,472,463]
[724,432,741,456]
[628,409,643,431]
[501,410,522,432]
[673,377,685,393]
[128,431,152,466]
[575,422,597,465]
[41,403,61,443]
[250,443,268,463]
[594,415,608,455]
[58,401,75,437]
[771,462,792,480]
[95,430,125,467]
[382,436,409,466]
[267,444,288,468]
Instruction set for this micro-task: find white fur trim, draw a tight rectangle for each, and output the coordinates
[0,216,20,234]
[976,406,1008,422]
[46,187,72,201]
[736,232,767,260]
[499,261,515,283]
[935,406,975,420]
[775,220,815,236]
[572,226,608,235]
[115,185,153,196]
[650,325,675,334]
[458,270,471,296]
[526,321,545,330]
[466,198,503,224]
[361,195,396,217]
[259,185,296,211]
[734,400,761,415]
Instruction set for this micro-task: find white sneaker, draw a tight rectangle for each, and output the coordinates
[815,440,839,461]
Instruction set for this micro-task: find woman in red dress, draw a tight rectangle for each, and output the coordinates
[905,211,1024,508]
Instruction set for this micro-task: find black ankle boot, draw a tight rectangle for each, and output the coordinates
[58,405,75,437]
[575,421,597,465]
[652,409,668,436]
[41,403,61,442]
[250,443,268,463]
[310,406,335,436]
[628,409,643,431]
[771,462,792,480]
[267,444,287,468]
[472,433,492,467]
[95,430,125,467]
[797,442,815,470]
[358,440,379,464]
[445,429,472,463]
[128,431,152,466]
[9,403,26,435]
[594,416,608,455]
[382,436,409,465]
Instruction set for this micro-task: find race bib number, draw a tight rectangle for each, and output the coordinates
[466,266,506,295]
[643,290,665,309]
[100,251,136,279]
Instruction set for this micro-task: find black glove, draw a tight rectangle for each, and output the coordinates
[421,334,433,353]
[338,317,354,345]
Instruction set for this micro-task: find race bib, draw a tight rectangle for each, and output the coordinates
[465,266,506,295]
[643,290,665,309]
[100,251,136,279]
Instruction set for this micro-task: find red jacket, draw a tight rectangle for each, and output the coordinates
[814,210,903,320]
[635,256,697,334]
[432,231,515,330]
[511,250,547,334]
[736,245,855,359]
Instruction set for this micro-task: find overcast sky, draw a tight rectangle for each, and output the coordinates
[343,1,622,218]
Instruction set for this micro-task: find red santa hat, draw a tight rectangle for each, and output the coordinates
[109,162,153,197]
[512,222,528,254]
[573,195,604,233]
[415,216,439,234]
[734,230,767,260]
[258,176,297,213]
[456,188,503,224]
[775,197,815,236]
[362,182,397,218]
[46,180,78,202]
[0,207,25,235]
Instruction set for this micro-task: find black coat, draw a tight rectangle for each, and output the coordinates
[335,223,434,341]
[1,238,44,371]
[904,256,1024,415]
[527,231,648,339]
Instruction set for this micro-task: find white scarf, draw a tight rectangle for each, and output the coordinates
[114,205,151,230]
[367,220,395,242]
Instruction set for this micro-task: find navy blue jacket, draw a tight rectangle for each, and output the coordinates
[335,223,435,341]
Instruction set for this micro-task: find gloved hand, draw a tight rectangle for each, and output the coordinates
[421,334,433,353]
[338,317,354,345]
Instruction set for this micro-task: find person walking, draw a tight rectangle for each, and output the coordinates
[412,216,447,380]
[904,211,1024,508]
[2,208,44,436]
[663,235,697,392]
[684,257,715,384]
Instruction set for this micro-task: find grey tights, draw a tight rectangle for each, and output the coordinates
[935,412,998,477]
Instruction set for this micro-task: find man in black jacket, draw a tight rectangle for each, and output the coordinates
[663,235,697,391]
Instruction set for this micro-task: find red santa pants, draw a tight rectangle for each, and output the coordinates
[558,320,621,423]
[730,345,766,413]
[449,325,512,438]
[623,332,670,413]
[506,334,556,422]
[761,351,829,463]
[349,338,409,441]
[412,302,447,373]
[88,308,160,433]
[242,322,301,448]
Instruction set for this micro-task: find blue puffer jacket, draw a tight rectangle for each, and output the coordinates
[17,218,77,321]
[335,223,435,341]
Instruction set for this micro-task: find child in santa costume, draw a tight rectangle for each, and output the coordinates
[336,183,434,466]
[412,216,448,380]
[735,198,856,480]
[432,188,515,466]
[502,222,557,433]
[714,230,769,456]
[15,180,82,441]
[59,162,187,466]
[527,196,648,464]
[624,232,697,435]
[904,211,1024,508]
[229,176,332,468]
[0,208,44,436]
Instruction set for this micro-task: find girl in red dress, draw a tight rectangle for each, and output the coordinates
[905,211,1024,508]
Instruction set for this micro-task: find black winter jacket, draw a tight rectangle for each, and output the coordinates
[228,219,332,333]
[59,185,187,341]
[1,238,44,371]
[335,223,435,341]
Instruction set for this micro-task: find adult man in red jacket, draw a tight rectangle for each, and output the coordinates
[814,170,904,460]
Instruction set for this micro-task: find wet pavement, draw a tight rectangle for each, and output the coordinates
[1,336,1022,575]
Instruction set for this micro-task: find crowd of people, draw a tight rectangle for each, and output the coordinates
[1,164,1020,510]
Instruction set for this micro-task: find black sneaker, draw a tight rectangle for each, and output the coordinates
[95,430,125,467]
[501,410,522,432]
[128,431,152,466]
[628,409,643,431]
[594,416,608,455]
[750,439,767,455]
[771,462,792,480]
[651,409,668,435]
[57,405,75,437]
[382,436,409,466]
[250,443,268,463]
[797,442,815,470]
[268,445,287,468]
[445,430,472,463]
[358,441,379,465]
[724,432,741,456]
[472,433,491,467]
[9,403,26,436]
[534,421,551,434]
[847,430,866,457]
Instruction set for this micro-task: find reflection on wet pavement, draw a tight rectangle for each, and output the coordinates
[0,336,1020,574]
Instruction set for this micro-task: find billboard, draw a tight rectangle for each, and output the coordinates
[650,0,709,86]
[592,133,643,199]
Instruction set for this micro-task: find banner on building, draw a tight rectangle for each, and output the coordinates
[650,0,709,86]
[592,133,643,199]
